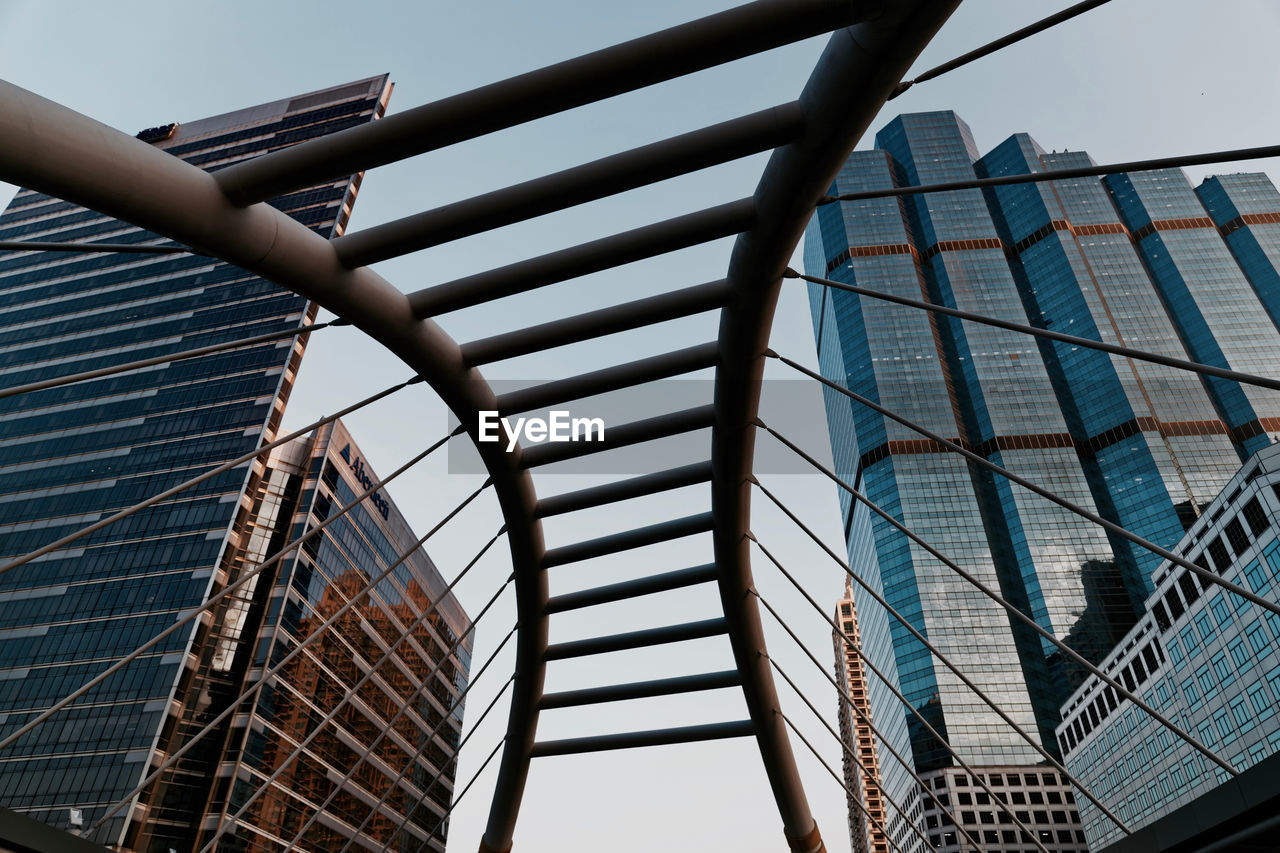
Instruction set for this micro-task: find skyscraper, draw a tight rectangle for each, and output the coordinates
[0,76,471,850]
[183,421,472,853]
[833,581,889,853]
[806,110,1280,851]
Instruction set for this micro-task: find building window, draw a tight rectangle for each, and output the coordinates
[1225,518,1251,555]
[1245,560,1269,593]
[1213,651,1236,687]
[1208,537,1232,573]
[1210,594,1233,627]
[1248,679,1274,719]
[1243,497,1269,537]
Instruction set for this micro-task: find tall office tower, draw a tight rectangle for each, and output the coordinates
[0,77,399,848]
[807,110,1280,852]
[833,580,892,853]
[182,421,472,853]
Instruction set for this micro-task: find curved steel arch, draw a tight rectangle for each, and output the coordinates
[0,2,958,851]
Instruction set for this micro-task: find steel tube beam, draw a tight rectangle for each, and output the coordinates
[461,280,731,366]
[519,404,715,468]
[541,511,715,568]
[530,720,754,757]
[496,342,718,414]
[408,199,755,317]
[544,563,719,613]
[0,79,551,853]
[335,105,803,267]
[709,4,961,852]
[214,0,863,205]
[533,460,713,518]
[539,670,741,709]
[544,617,727,660]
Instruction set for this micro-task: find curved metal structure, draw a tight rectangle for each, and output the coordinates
[0,1,959,849]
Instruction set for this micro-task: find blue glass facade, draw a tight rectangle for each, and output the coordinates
[0,77,397,850]
[808,111,1280,853]
[1058,444,1280,848]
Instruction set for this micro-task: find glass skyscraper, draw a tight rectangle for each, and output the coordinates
[806,110,1280,851]
[191,421,472,853]
[0,76,477,851]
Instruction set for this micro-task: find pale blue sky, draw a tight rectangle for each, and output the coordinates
[2,2,1279,851]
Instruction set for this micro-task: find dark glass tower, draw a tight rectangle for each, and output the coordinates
[188,421,472,853]
[806,111,1280,851]
[0,77,394,848]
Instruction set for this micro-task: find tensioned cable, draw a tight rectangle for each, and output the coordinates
[751,525,1132,840]
[0,239,198,254]
[753,588,1052,853]
[888,0,1114,99]
[336,673,517,853]
[756,483,1159,797]
[787,269,1280,393]
[752,520,1145,827]
[769,654,982,853]
[777,710,907,853]
[410,736,508,853]
[89,513,503,834]
[0,375,426,578]
[0,317,351,401]
[769,349,1280,623]
[773,706,906,850]
[197,577,515,853]
[757,422,1231,791]
[0,428,453,753]
[289,613,518,852]
[816,143,1280,205]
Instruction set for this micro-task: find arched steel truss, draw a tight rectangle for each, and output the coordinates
[0,1,961,850]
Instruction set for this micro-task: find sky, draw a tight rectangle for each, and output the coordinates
[2,1,1280,851]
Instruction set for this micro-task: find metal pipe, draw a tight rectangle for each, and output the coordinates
[544,562,719,613]
[530,720,755,757]
[533,460,713,518]
[213,0,863,205]
[539,670,741,709]
[496,342,718,415]
[543,617,727,660]
[335,106,803,267]
[710,3,962,850]
[461,280,731,367]
[0,78,551,853]
[541,511,715,568]
[890,0,1115,97]
[519,404,715,468]
[407,199,755,317]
